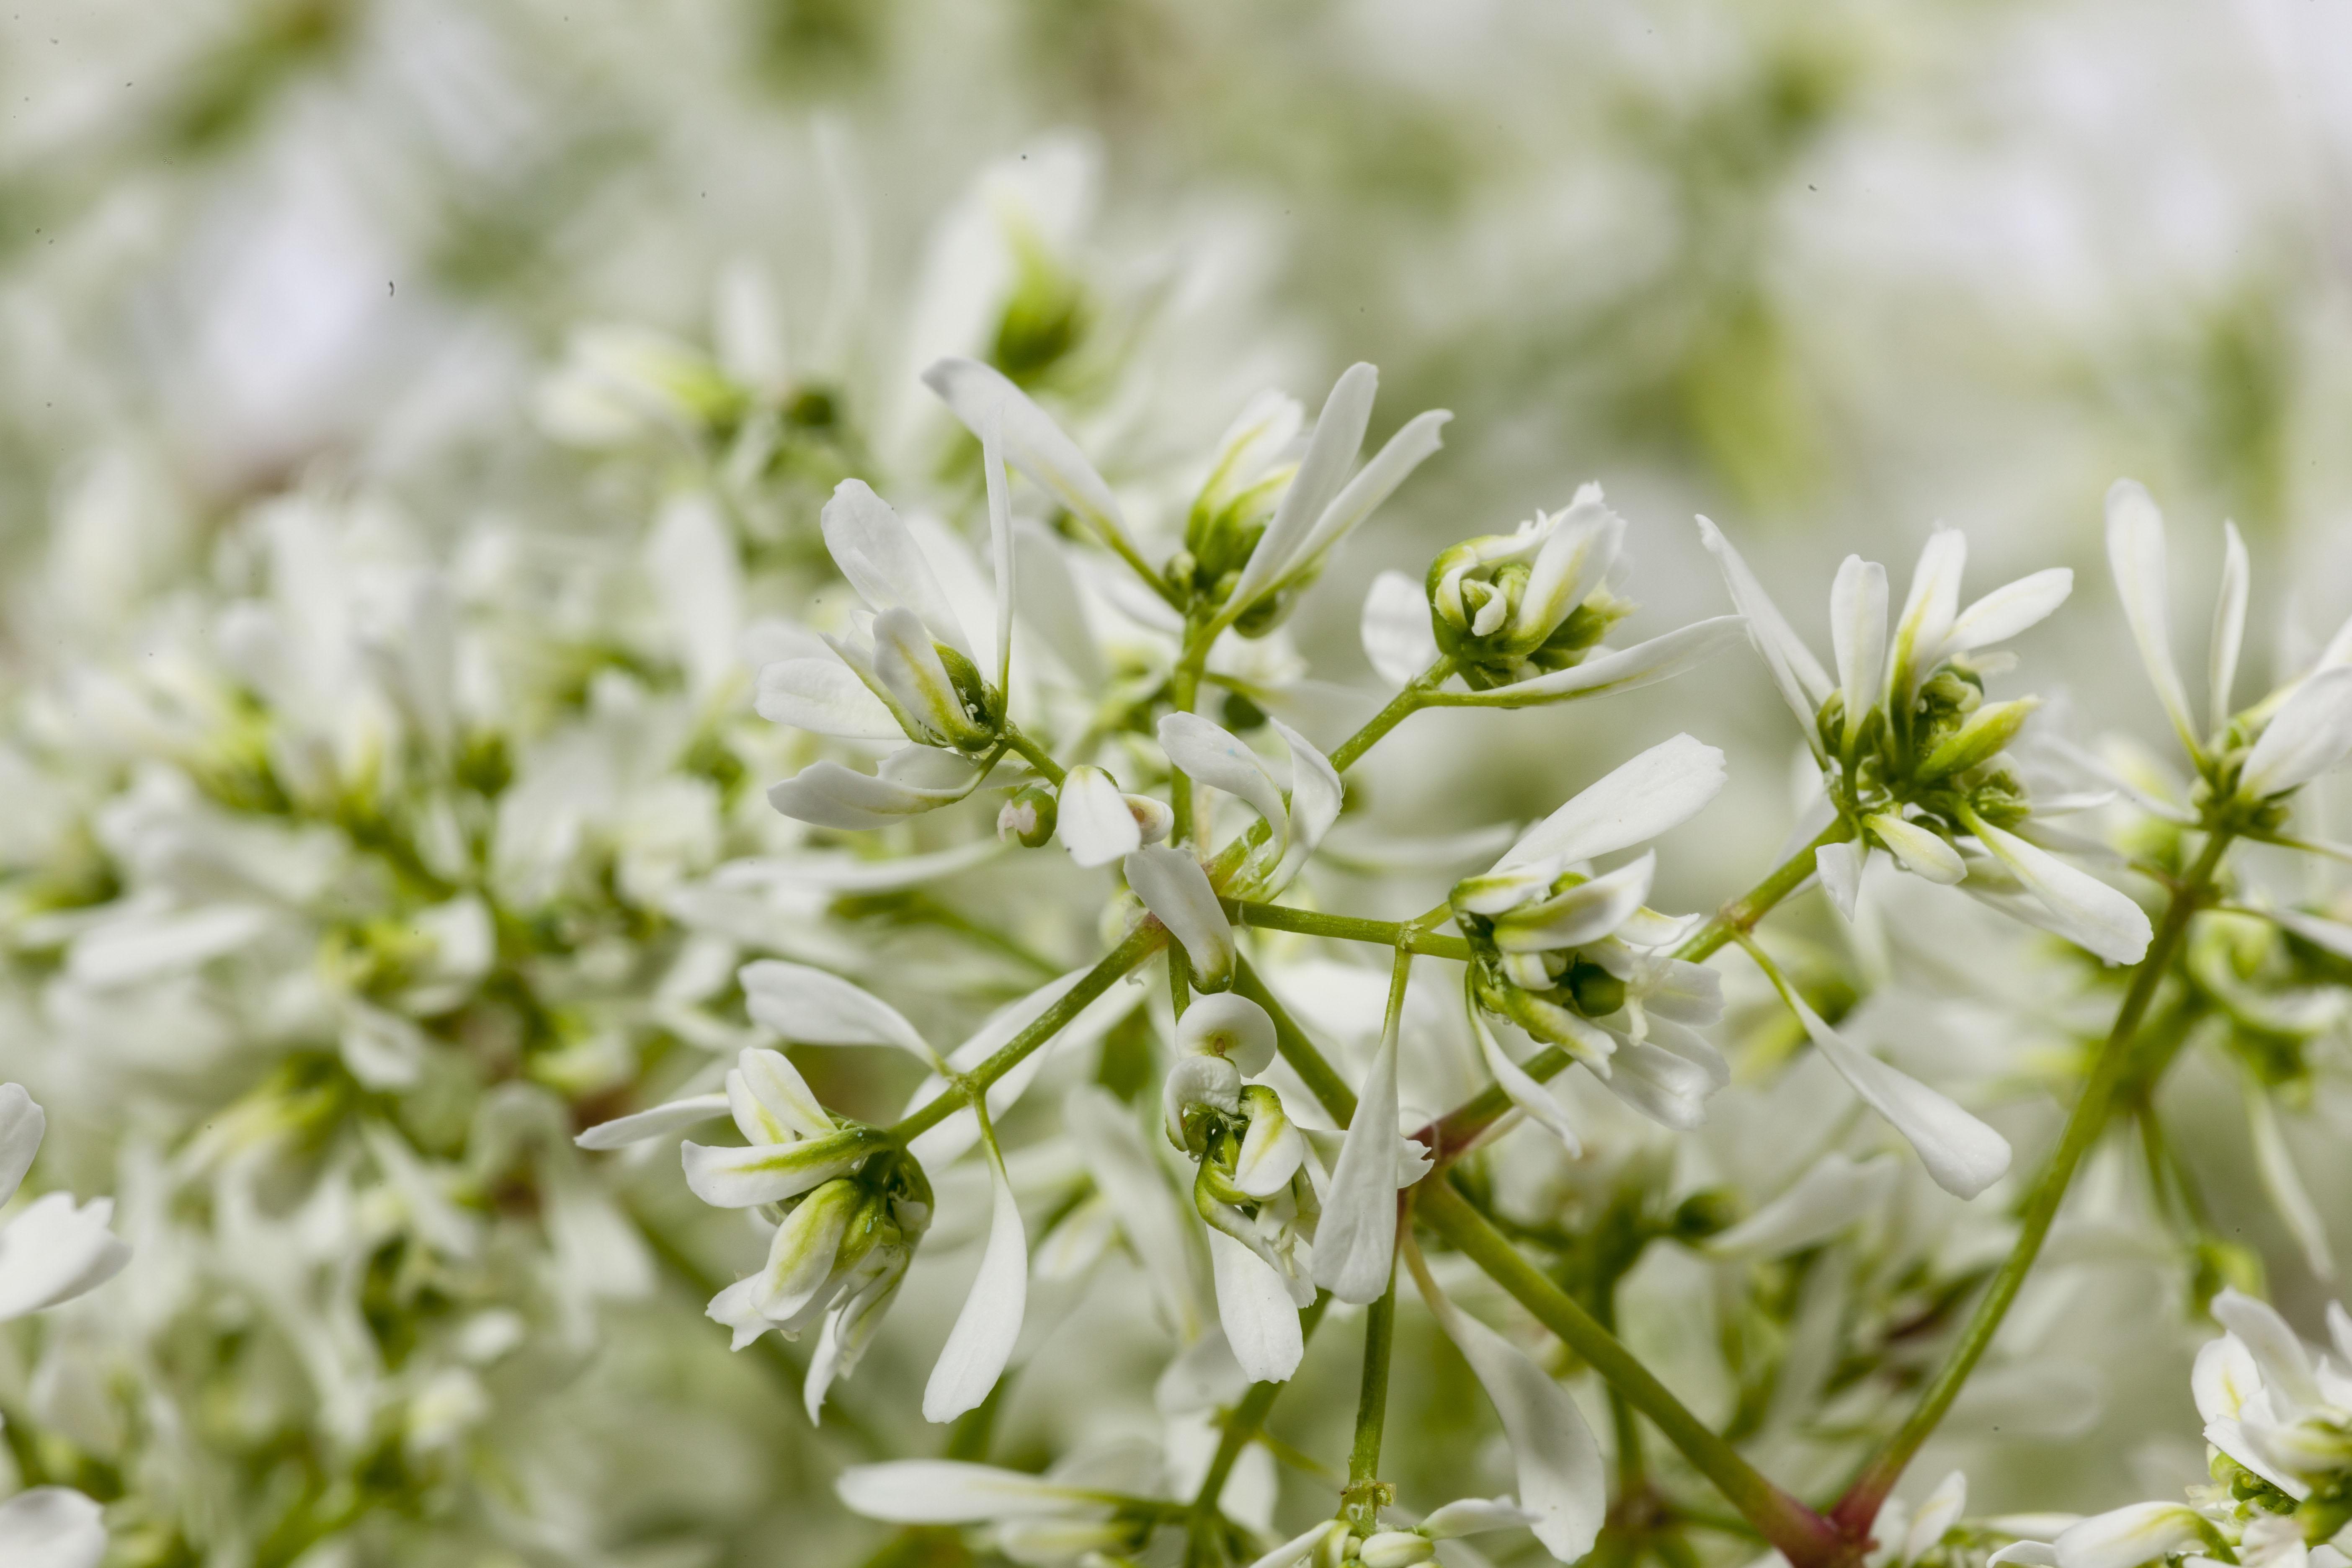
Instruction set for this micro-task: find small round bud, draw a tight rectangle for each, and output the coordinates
[998,785,1058,847]
[1565,960,1626,1018]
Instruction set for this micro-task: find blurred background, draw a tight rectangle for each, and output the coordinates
[3,0,2352,1563]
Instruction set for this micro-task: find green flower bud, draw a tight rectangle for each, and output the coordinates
[998,785,1059,847]
[1919,697,2039,779]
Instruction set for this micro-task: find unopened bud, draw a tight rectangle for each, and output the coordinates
[998,785,1059,846]
[1359,1532,1437,1568]
[1919,696,2038,780]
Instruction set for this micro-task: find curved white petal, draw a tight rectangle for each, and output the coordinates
[820,480,972,657]
[1228,364,1377,614]
[0,1486,107,1568]
[1514,493,1622,645]
[1697,517,1833,743]
[755,658,905,739]
[1496,734,1727,872]
[1817,841,1864,922]
[1904,1471,1970,1564]
[1364,569,1441,686]
[2054,1503,2207,1568]
[1461,616,1747,706]
[837,1460,1097,1524]
[1968,817,2152,965]
[1057,766,1143,868]
[730,1047,836,1142]
[0,1194,131,1320]
[2104,480,2199,755]
[1831,555,1888,750]
[1179,992,1278,1076]
[1280,408,1452,599]
[1158,714,1289,848]
[741,960,938,1062]
[2210,1287,2321,1409]
[1945,568,2073,657]
[2241,666,2352,799]
[1209,1228,1305,1383]
[1423,1498,1542,1540]
[766,749,985,830]
[923,357,1133,553]
[1312,1000,1402,1304]
[923,1149,1029,1423]
[1473,1008,1580,1153]
[1125,847,1235,989]
[681,1130,880,1208]
[1787,995,2011,1199]
[575,1093,733,1150]
[1266,719,1343,892]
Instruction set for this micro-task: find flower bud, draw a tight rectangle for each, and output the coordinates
[1919,696,2038,780]
[998,785,1058,846]
[1359,1532,1437,1568]
[1163,1052,1244,1150]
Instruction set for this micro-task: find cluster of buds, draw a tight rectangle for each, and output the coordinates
[1427,485,1634,690]
[1255,1499,1548,1567]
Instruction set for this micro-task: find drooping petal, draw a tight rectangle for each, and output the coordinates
[1965,816,2152,965]
[981,423,1016,693]
[1158,714,1289,850]
[1705,1153,1897,1258]
[1831,555,1888,751]
[1208,1229,1305,1383]
[0,1194,131,1320]
[2209,521,2249,736]
[1406,1244,1605,1563]
[2240,666,2352,799]
[575,1093,734,1150]
[923,357,1134,554]
[1945,568,2073,657]
[766,748,985,830]
[0,1486,107,1568]
[1124,848,1235,989]
[1816,841,1865,921]
[1888,529,1967,704]
[1226,364,1377,617]
[755,658,907,740]
[681,1127,885,1208]
[2054,1503,2208,1568]
[1057,766,1143,868]
[820,480,972,657]
[1495,735,1727,872]
[1697,516,1833,745]
[1782,990,2011,1200]
[1312,996,1403,1304]
[1457,617,1747,706]
[1363,570,1442,686]
[1472,1007,1580,1153]
[836,1460,1100,1524]
[741,960,940,1064]
[923,1147,1029,1422]
[2104,480,2199,756]
[0,1084,44,1210]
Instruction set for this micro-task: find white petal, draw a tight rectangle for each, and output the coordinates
[2054,1503,2207,1568]
[1496,734,1727,871]
[575,1093,733,1150]
[1831,555,1888,749]
[0,1193,131,1320]
[1598,1034,1718,1130]
[1423,1498,1542,1539]
[1208,1229,1304,1383]
[1697,517,1833,742]
[1228,364,1377,616]
[2210,1287,2321,1409]
[2241,666,2352,798]
[1067,1084,1208,1343]
[1158,714,1289,849]
[1473,1008,1580,1153]
[1178,992,1278,1076]
[2210,522,2248,736]
[0,1486,107,1568]
[923,357,1133,552]
[1787,995,2011,1199]
[1514,494,1622,645]
[1459,616,1747,704]
[756,658,904,740]
[1232,1100,1308,1199]
[1991,1545,2063,1568]
[2192,1334,2262,1425]
[1313,999,1402,1304]
[1705,1153,1897,1258]
[1408,1251,1605,1563]
[820,480,972,657]
[1945,569,2073,657]
[741,960,938,1063]
[923,1151,1029,1422]
[730,1047,836,1142]
[1867,814,1965,885]
[1968,817,2152,965]
[1246,1522,1351,1568]
[1057,766,1143,868]
[1817,841,1864,922]
[1364,569,1441,686]
[0,1084,45,1210]
[836,1460,1097,1524]
[766,749,984,830]
[1903,1472,1970,1564]
[909,967,1109,1168]
[1268,720,1344,888]
[1124,848,1236,989]
[1889,528,1967,701]
[1493,853,1656,952]
[1283,409,1452,596]
[681,1130,880,1208]
[982,426,1016,693]
[2104,480,2199,754]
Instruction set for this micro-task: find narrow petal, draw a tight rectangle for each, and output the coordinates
[1904,1472,1970,1563]
[1888,528,1966,703]
[766,750,984,830]
[1496,734,1728,871]
[1269,720,1344,886]
[1782,990,2011,1199]
[1966,816,2152,965]
[1283,408,1452,594]
[2241,666,2352,799]
[0,1486,107,1568]
[1473,1007,1581,1153]
[2054,1503,2208,1568]
[1312,1000,1403,1304]
[923,357,1133,552]
[1423,1498,1542,1539]
[1816,841,1864,921]
[820,480,972,657]
[1867,813,1965,885]
[741,960,939,1063]
[2104,479,2199,756]
[0,1084,44,1210]
[2210,521,2248,738]
[1456,616,1746,706]
[1057,766,1143,868]
[1124,847,1235,988]
[756,658,906,740]
[0,1194,132,1320]
[1013,519,1106,688]
[575,1093,733,1150]
[1208,1229,1305,1383]
[1705,1153,1897,1259]
[1697,516,1833,744]
[681,1128,884,1208]
[1945,569,2074,656]
[871,606,977,745]
[1406,1244,1605,1563]
[1227,364,1377,616]
[1831,555,1888,751]
[837,1460,1097,1524]
[1232,1094,1308,1197]
[923,1149,1029,1422]
[1493,853,1656,952]
[1158,714,1289,848]
[1363,569,1442,686]
[1599,1034,1718,1130]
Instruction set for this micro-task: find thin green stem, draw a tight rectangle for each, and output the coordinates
[1829,828,2235,1534]
[1329,655,1455,771]
[1420,819,1849,1161]
[1418,1181,1848,1566]
[1343,1276,1398,1536]
[1170,644,1206,844]
[888,922,1166,1143]
[1224,899,1475,961]
[1001,723,1067,787]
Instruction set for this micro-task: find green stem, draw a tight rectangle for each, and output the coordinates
[1001,723,1067,787]
[1421,819,1849,1161]
[1828,828,2234,1535]
[1418,1181,1848,1566]
[1343,1277,1398,1537]
[889,922,1165,1143]
[1329,655,1455,772]
[1170,644,1206,844]
[1224,899,1475,961]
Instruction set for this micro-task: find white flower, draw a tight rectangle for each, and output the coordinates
[0,1085,131,1322]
